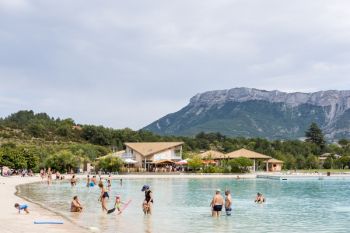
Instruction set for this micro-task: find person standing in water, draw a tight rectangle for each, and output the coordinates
[107,174,112,191]
[98,182,109,212]
[91,175,97,185]
[225,190,232,216]
[86,175,90,187]
[141,185,153,215]
[210,189,224,217]
[70,174,77,187]
[47,168,52,185]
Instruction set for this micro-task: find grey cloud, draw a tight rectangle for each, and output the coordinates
[0,0,350,128]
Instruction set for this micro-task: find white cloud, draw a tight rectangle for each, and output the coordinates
[1,0,350,128]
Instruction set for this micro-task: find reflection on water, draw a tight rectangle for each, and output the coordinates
[18,178,350,233]
[143,216,152,233]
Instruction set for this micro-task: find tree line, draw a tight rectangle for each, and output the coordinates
[1,110,350,172]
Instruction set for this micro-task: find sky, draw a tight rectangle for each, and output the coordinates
[1,0,350,129]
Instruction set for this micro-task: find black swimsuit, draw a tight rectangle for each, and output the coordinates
[145,190,153,203]
[102,191,109,199]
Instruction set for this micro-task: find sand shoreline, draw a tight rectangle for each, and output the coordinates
[0,176,89,233]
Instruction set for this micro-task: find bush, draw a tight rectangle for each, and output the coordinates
[96,156,123,172]
[187,155,203,171]
[45,150,82,173]
[202,165,224,173]
[226,157,253,173]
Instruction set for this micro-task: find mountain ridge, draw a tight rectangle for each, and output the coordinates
[143,87,350,140]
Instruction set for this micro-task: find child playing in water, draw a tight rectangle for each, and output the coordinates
[14,203,29,214]
[114,195,124,214]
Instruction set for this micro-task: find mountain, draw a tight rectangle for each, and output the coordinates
[143,88,350,140]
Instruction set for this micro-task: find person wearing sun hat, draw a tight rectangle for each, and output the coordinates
[210,189,224,217]
[141,185,153,214]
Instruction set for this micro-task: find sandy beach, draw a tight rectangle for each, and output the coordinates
[0,176,88,233]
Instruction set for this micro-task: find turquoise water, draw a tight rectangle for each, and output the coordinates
[18,178,350,233]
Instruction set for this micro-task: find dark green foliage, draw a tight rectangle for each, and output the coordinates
[305,122,325,149]
[305,155,320,169]
[323,157,334,169]
[307,128,324,148]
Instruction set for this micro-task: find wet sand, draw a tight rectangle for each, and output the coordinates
[0,176,89,233]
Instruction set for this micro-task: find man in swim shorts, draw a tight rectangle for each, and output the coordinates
[210,189,224,217]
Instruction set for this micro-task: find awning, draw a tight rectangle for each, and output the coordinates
[151,159,176,165]
[175,159,188,165]
[123,158,138,164]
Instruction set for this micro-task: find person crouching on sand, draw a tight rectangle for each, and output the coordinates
[14,203,29,214]
[71,196,83,212]
[98,182,109,212]
[210,189,224,217]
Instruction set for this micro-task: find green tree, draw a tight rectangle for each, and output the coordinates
[323,157,334,169]
[45,150,81,173]
[305,123,325,149]
[305,155,319,169]
[96,156,123,172]
[188,155,203,171]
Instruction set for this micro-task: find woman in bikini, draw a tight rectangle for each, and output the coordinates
[98,182,109,212]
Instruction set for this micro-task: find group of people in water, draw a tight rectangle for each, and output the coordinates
[18,171,265,218]
[209,189,265,217]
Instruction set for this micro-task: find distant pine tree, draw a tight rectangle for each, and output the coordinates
[305,122,325,149]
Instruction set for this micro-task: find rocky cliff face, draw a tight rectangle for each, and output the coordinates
[144,88,350,140]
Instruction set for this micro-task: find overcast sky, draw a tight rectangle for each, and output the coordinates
[1,0,350,129]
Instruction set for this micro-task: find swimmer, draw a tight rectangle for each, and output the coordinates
[98,182,109,212]
[120,178,123,186]
[14,203,29,214]
[71,174,77,187]
[210,189,224,217]
[224,190,232,216]
[255,192,265,204]
[71,196,83,212]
